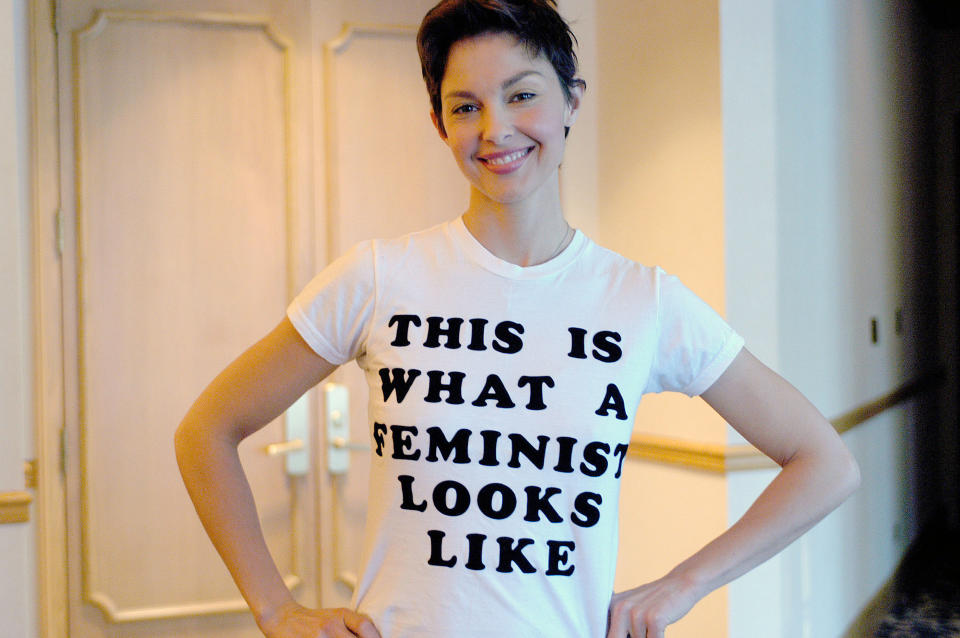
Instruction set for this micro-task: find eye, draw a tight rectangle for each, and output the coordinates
[510,91,536,103]
[451,103,478,115]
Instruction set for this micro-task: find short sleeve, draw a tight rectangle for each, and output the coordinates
[643,268,744,396]
[286,241,376,365]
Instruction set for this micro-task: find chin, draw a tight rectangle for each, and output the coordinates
[478,188,532,207]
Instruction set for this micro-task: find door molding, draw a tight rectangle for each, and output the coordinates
[87,575,303,624]
[29,0,68,635]
[32,3,316,634]
[69,9,301,623]
[321,22,416,261]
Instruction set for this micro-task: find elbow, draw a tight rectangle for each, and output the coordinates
[797,435,861,506]
[173,417,215,470]
[174,413,241,472]
[843,449,861,497]
[833,444,861,503]
[173,420,196,470]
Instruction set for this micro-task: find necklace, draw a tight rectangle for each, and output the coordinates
[546,223,573,262]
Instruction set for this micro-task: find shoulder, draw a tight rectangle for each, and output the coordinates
[579,238,722,304]
[574,237,663,294]
[318,219,455,283]
[365,218,457,262]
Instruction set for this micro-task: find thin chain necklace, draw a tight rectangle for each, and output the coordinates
[546,223,573,262]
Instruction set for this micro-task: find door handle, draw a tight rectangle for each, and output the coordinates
[325,383,369,474]
[262,393,310,476]
[264,439,305,455]
[329,435,368,451]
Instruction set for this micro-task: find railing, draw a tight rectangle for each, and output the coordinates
[627,371,940,473]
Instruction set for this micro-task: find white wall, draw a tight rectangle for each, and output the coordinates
[722,1,927,636]
[0,1,37,636]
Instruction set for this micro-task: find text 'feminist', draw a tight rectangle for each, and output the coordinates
[377,314,630,576]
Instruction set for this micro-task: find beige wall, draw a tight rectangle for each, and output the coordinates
[615,463,728,635]
[0,0,36,636]
[595,1,730,637]
[557,0,599,240]
[596,0,729,446]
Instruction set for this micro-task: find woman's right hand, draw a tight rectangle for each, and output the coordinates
[257,601,382,638]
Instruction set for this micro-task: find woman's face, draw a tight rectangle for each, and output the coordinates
[432,32,581,208]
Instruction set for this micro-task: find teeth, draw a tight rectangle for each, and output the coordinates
[486,148,529,165]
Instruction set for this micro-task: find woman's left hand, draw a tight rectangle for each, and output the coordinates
[606,573,701,638]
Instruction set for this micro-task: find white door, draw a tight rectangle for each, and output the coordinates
[58,2,317,636]
[310,0,468,608]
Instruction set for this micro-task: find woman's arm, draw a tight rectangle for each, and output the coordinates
[174,316,380,638]
[606,348,860,638]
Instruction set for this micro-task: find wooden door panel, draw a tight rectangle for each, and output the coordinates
[61,5,313,636]
[324,24,466,255]
[60,0,470,632]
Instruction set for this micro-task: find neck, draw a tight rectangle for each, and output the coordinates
[461,184,571,267]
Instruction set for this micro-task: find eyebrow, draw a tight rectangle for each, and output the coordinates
[442,70,545,101]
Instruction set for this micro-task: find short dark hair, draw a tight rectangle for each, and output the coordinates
[417,0,586,136]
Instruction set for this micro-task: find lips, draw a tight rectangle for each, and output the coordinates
[477,146,534,173]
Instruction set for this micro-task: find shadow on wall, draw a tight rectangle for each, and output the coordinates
[913,0,960,530]
[844,2,960,634]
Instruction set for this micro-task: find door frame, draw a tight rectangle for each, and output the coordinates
[28,2,323,635]
[29,0,69,635]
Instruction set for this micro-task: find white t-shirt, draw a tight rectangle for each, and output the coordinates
[287,217,744,638]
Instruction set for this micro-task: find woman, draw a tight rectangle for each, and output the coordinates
[175,1,860,637]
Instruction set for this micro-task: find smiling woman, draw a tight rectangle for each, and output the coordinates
[429,31,582,265]
[174,2,860,638]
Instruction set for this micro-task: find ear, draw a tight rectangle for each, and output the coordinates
[563,82,585,128]
[430,110,447,140]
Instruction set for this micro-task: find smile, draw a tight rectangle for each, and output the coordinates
[478,146,534,173]
[485,148,531,165]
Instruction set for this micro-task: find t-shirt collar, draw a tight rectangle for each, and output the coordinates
[448,215,586,280]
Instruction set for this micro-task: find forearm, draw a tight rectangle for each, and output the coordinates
[174,419,293,621]
[668,443,860,599]
[608,350,860,637]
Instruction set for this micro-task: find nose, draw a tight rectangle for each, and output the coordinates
[480,104,513,144]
